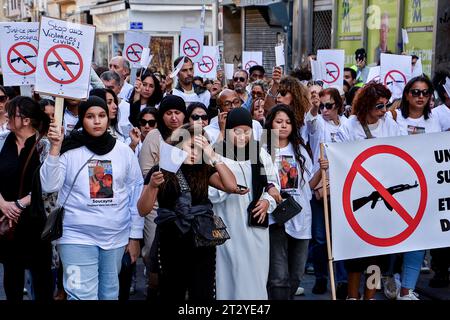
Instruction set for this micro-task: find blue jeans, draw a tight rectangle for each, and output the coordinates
[268,224,309,300]
[311,196,347,283]
[401,250,425,290]
[58,244,125,300]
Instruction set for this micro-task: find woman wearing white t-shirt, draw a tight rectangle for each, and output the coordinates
[336,82,403,300]
[385,76,441,300]
[41,96,144,300]
[388,76,440,135]
[305,87,349,295]
[264,104,328,300]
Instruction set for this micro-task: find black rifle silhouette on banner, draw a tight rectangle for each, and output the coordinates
[352,181,419,212]
[10,55,36,64]
[47,61,80,72]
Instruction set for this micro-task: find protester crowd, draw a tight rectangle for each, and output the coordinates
[0,47,449,301]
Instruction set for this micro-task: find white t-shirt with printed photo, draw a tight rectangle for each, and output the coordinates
[271,143,313,240]
[387,110,442,134]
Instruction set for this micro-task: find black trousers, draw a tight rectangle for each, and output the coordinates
[158,222,216,301]
[2,241,53,301]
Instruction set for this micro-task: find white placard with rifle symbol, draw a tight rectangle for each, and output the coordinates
[123,31,151,68]
[317,49,344,89]
[380,53,412,100]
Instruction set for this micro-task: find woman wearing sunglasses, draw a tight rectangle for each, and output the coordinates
[0,86,9,149]
[389,76,440,135]
[186,102,209,128]
[335,82,403,300]
[306,88,349,296]
[127,107,157,158]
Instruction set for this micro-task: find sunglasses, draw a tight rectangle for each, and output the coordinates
[307,80,324,87]
[251,91,265,98]
[139,119,156,127]
[278,90,289,97]
[374,103,387,110]
[191,114,208,121]
[0,95,7,103]
[409,89,431,97]
[319,102,335,110]
[233,77,246,82]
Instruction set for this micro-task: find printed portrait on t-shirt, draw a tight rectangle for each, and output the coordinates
[88,160,114,199]
[276,155,299,190]
[407,125,425,135]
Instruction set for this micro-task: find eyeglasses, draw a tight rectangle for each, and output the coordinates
[319,102,336,110]
[233,77,246,83]
[223,98,241,108]
[0,95,7,103]
[409,89,431,97]
[374,103,387,110]
[190,114,208,121]
[139,119,157,127]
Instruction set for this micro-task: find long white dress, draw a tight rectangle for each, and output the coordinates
[209,148,279,300]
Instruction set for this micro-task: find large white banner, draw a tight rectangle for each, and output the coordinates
[0,22,39,86]
[194,45,218,79]
[123,31,151,68]
[34,17,95,99]
[317,49,345,89]
[325,132,450,261]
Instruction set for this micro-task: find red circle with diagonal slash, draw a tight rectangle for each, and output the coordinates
[43,44,83,85]
[7,42,37,76]
[198,56,214,73]
[342,145,427,247]
[383,70,407,86]
[323,62,340,84]
[183,39,200,58]
[245,60,257,71]
[126,43,143,62]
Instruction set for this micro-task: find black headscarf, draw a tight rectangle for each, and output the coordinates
[156,95,188,140]
[222,108,267,209]
[61,96,116,155]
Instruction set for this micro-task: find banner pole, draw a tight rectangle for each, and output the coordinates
[320,143,336,300]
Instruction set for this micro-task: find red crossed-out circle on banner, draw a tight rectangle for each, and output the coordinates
[384,69,407,87]
[323,62,340,84]
[342,145,427,247]
[245,60,257,71]
[43,44,83,85]
[182,39,200,58]
[126,43,143,62]
[198,56,214,73]
[7,42,38,76]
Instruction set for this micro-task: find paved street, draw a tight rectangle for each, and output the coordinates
[1,257,447,301]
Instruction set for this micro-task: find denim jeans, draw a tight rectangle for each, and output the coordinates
[268,224,309,300]
[58,244,125,300]
[401,250,425,290]
[311,196,348,283]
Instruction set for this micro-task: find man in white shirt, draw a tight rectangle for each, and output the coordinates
[100,70,133,136]
[109,56,133,102]
[205,89,262,145]
[172,56,211,108]
[63,99,80,136]
[432,71,450,131]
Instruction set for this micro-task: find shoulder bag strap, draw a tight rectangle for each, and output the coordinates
[61,154,95,207]
[362,124,374,139]
[18,134,43,197]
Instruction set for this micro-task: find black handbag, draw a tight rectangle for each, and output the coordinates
[271,192,302,225]
[41,155,94,242]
